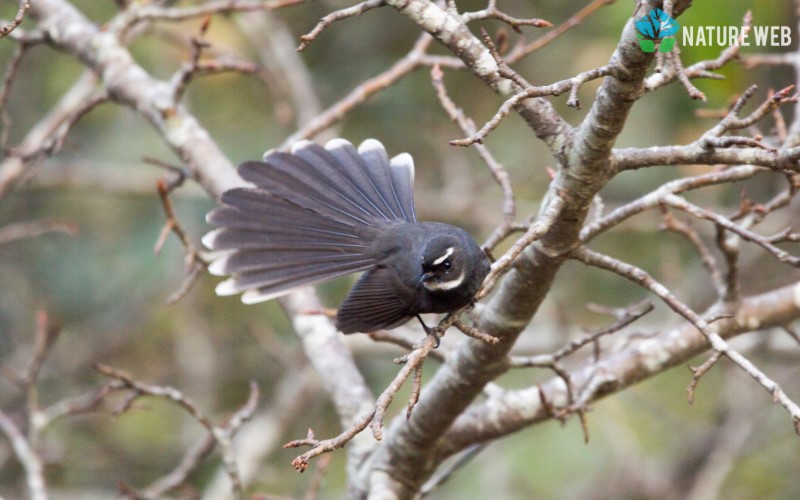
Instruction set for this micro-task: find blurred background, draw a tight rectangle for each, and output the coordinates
[1,0,799,498]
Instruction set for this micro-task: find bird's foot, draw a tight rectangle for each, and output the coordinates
[415,315,441,348]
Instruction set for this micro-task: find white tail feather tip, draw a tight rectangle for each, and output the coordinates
[358,138,386,155]
[325,138,354,151]
[215,279,241,296]
[207,256,229,276]
[201,229,219,250]
[390,153,415,182]
[290,140,314,154]
[242,289,283,304]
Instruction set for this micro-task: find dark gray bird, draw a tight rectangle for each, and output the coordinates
[203,139,490,334]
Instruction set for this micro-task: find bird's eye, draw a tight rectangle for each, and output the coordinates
[442,259,452,270]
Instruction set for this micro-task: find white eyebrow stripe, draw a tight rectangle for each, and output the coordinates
[432,247,455,266]
[423,270,465,291]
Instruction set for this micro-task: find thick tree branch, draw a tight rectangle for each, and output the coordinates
[383,0,572,156]
[362,1,693,495]
[441,280,800,456]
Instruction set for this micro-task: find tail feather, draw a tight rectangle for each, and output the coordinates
[204,138,417,304]
[211,190,372,243]
[291,141,396,221]
[209,248,365,276]
[239,155,375,226]
[388,152,416,222]
[356,139,408,221]
[323,140,400,221]
[219,258,376,301]
[203,228,366,252]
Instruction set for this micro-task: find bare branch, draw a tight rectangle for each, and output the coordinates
[581,165,763,242]
[0,71,100,198]
[704,85,797,140]
[0,409,47,500]
[94,364,258,498]
[442,281,800,456]
[0,44,28,149]
[169,16,259,105]
[646,11,753,94]
[298,0,386,51]
[430,64,515,225]
[460,0,552,32]
[0,1,31,38]
[154,179,209,304]
[476,193,565,300]
[687,351,723,404]
[668,45,707,101]
[452,319,501,344]
[141,434,216,499]
[659,206,726,297]
[110,0,304,32]
[572,247,800,432]
[285,412,375,473]
[662,194,800,267]
[0,219,78,246]
[282,33,434,148]
[372,335,439,439]
[505,0,616,64]
[510,300,654,367]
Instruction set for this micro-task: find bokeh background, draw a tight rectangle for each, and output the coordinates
[1,0,799,498]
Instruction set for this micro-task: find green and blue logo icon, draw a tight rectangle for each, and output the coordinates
[636,8,680,52]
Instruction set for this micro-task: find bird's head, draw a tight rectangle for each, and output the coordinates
[420,235,466,292]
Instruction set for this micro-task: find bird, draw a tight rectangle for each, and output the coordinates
[202,138,491,336]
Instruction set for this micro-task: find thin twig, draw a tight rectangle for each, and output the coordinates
[572,247,800,434]
[285,412,375,473]
[687,351,723,404]
[154,179,209,304]
[368,329,446,362]
[141,434,216,499]
[406,364,424,419]
[0,219,78,246]
[476,194,565,300]
[452,29,616,145]
[0,1,31,38]
[660,206,726,294]
[505,0,615,64]
[669,45,706,101]
[0,409,47,500]
[453,319,501,344]
[298,0,386,51]
[281,33,434,147]
[646,11,752,93]
[0,44,29,149]
[510,300,654,367]
[94,364,258,498]
[581,165,763,242]
[372,335,439,439]
[663,194,800,267]
[460,0,552,32]
[430,64,516,225]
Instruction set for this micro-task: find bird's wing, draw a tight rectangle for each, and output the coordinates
[335,266,412,333]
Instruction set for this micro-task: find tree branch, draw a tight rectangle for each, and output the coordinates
[441,279,800,456]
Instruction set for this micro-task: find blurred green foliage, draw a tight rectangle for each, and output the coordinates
[1,0,799,498]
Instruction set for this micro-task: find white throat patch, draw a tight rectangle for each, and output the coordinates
[423,270,465,292]
[432,247,455,266]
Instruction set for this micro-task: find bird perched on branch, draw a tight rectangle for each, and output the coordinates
[203,139,490,336]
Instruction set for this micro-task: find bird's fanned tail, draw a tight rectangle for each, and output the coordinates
[203,138,416,304]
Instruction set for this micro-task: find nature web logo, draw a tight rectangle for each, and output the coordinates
[636,8,680,52]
